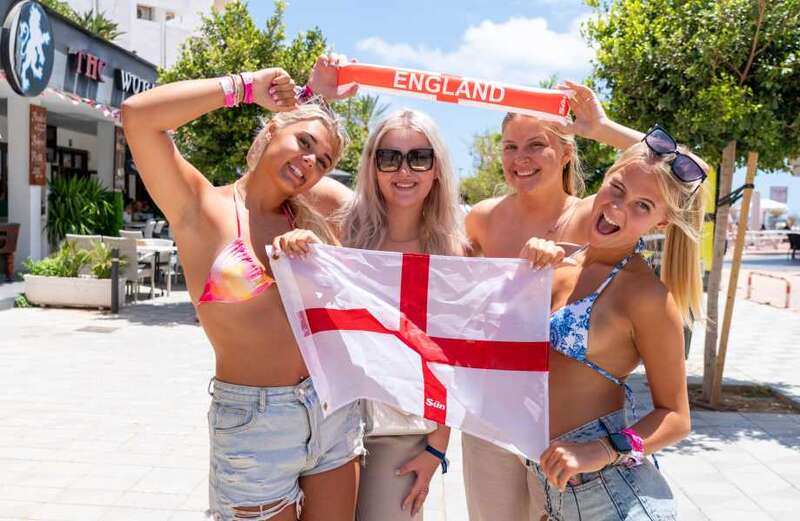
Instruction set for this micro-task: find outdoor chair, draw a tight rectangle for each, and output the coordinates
[143,219,157,239]
[139,238,179,291]
[0,223,20,282]
[64,234,102,251]
[103,236,155,301]
[789,233,800,260]
[153,220,166,238]
[119,230,143,240]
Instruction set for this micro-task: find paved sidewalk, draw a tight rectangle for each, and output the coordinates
[0,291,799,520]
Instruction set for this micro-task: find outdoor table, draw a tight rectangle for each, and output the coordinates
[124,222,147,230]
[136,242,178,296]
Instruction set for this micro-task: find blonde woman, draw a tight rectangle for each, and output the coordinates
[521,126,706,519]
[462,81,647,520]
[122,57,363,521]
[274,108,467,520]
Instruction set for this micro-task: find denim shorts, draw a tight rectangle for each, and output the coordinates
[207,378,365,520]
[528,409,676,521]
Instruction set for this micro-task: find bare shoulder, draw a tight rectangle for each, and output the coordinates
[305,176,353,217]
[465,196,507,246]
[618,257,673,319]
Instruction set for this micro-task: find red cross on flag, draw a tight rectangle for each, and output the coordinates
[269,245,551,460]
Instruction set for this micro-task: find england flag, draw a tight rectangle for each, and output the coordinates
[269,244,551,461]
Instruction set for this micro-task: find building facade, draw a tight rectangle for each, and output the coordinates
[67,0,232,68]
[0,0,158,269]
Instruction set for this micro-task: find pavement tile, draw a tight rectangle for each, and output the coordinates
[30,502,107,521]
[97,506,176,521]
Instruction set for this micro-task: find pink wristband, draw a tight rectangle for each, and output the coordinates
[240,72,255,104]
[620,428,645,467]
[219,76,236,108]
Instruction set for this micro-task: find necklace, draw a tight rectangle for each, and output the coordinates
[545,198,580,240]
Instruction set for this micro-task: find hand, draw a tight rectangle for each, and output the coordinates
[519,238,575,270]
[556,80,609,140]
[251,68,298,112]
[397,450,440,516]
[271,229,322,259]
[308,53,359,100]
[539,439,613,492]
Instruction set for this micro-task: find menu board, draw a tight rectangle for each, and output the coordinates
[29,105,48,186]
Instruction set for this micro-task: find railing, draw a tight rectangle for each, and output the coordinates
[746,271,792,308]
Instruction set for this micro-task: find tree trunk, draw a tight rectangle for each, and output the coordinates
[711,151,758,406]
[702,140,737,401]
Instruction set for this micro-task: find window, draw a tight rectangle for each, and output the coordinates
[165,11,176,21]
[136,5,154,21]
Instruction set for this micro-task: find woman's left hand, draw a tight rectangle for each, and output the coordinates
[396,450,440,516]
[538,439,613,492]
[307,53,359,100]
[557,80,608,140]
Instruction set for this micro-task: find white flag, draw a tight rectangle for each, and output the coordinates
[269,244,551,461]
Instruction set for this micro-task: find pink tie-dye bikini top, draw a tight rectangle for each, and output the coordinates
[198,185,295,305]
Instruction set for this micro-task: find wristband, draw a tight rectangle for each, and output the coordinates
[295,84,314,103]
[232,74,242,107]
[619,428,645,468]
[424,445,449,474]
[219,75,235,108]
[240,72,255,104]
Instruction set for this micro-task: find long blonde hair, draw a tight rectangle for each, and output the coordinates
[339,109,467,256]
[501,113,584,196]
[604,142,707,322]
[246,102,349,245]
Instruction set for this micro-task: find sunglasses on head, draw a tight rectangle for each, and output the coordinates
[642,125,707,189]
[375,148,435,173]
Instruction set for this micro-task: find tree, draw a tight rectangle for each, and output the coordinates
[583,0,800,401]
[40,1,123,41]
[157,1,326,185]
[333,94,389,174]
[460,131,505,204]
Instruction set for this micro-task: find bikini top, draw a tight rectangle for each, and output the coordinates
[549,239,645,418]
[198,184,295,305]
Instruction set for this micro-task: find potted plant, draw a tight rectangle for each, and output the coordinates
[23,241,127,309]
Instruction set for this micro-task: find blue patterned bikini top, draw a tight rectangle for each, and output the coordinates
[549,240,645,419]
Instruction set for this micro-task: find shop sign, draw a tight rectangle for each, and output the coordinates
[30,105,47,186]
[0,1,55,97]
[71,50,106,81]
[115,69,153,95]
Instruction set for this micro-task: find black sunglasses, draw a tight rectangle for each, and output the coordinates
[375,148,435,173]
[643,125,707,188]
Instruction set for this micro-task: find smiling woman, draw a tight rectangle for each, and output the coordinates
[121,54,367,521]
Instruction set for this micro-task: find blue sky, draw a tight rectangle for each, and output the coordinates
[248,0,594,177]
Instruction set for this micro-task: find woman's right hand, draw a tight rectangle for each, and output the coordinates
[271,229,322,259]
[519,238,574,270]
[252,68,298,112]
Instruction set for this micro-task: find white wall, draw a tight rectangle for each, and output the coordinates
[57,129,99,172]
[65,0,217,68]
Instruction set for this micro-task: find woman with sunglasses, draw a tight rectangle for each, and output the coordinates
[462,82,649,521]
[122,55,367,521]
[519,126,706,520]
[273,108,467,520]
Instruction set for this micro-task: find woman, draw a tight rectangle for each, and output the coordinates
[521,126,705,519]
[462,82,645,520]
[273,108,467,520]
[122,57,362,521]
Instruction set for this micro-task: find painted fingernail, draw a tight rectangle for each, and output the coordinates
[269,87,276,95]
[276,100,283,106]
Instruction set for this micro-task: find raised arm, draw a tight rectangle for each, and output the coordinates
[121,69,296,227]
[558,80,644,150]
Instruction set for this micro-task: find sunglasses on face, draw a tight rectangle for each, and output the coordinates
[643,125,707,187]
[375,148,435,173]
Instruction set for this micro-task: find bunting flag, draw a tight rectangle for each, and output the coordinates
[336,62,571,122]
[269,244,552,460]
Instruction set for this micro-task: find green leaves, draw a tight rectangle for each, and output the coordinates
[40,1,123,41]
[584,0,800,169]
[158,1,328,185]
[45,176,117,248]
[24,241,126,279]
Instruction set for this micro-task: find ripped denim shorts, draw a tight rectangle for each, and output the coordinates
[527,409,676,521]
[207,377,365,520]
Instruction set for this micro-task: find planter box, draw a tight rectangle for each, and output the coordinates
[23,275,126,309]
